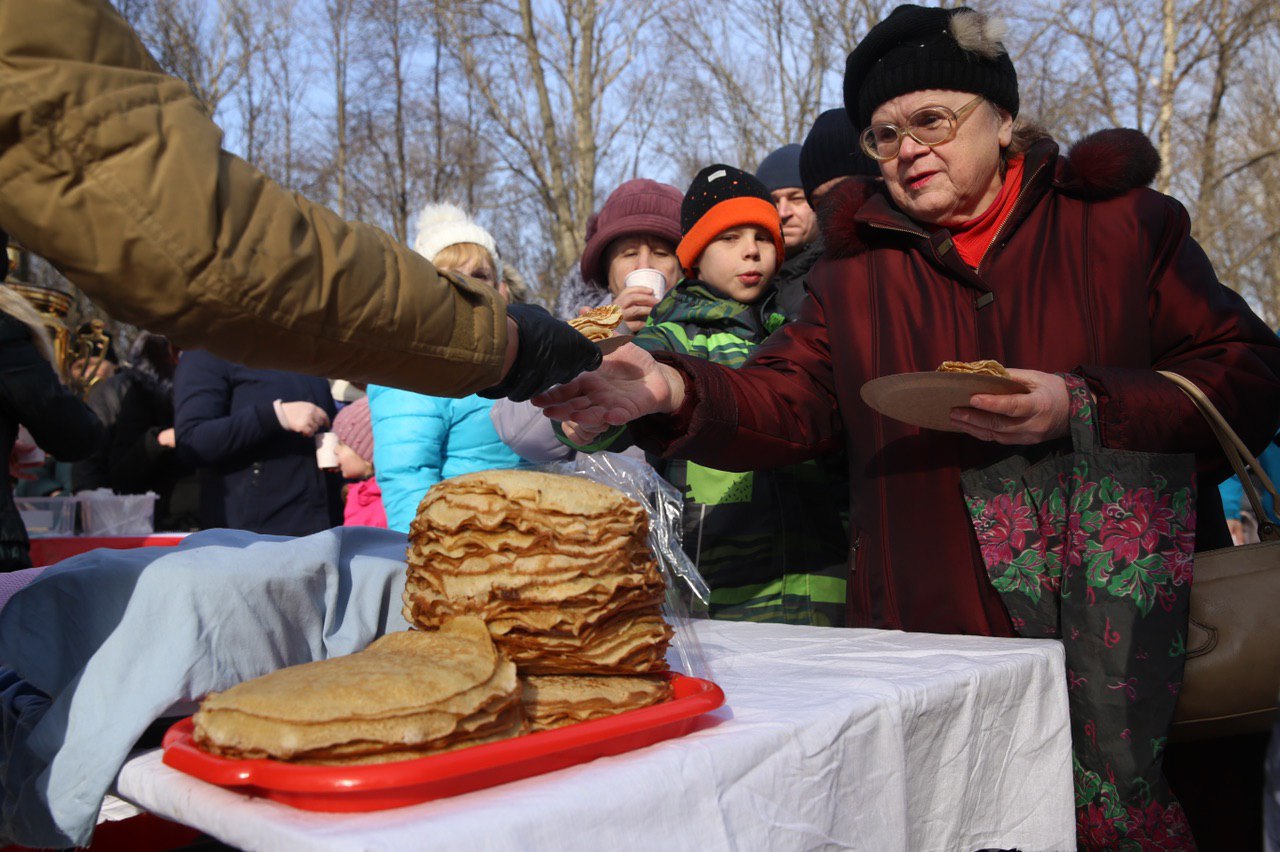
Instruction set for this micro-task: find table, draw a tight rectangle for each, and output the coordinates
[115,620,1076,852]
[27,535,188,567]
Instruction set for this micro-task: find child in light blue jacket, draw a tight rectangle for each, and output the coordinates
[369,204,524,532]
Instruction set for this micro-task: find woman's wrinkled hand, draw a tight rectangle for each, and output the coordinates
[950,368,1071,444]
[533,343,685,428]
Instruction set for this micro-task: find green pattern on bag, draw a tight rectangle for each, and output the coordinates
[962,374,1196,850]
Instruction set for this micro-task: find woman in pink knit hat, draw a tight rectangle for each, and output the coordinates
[331,396,386,528]
[495,179,682,463]
[554,178,683,332]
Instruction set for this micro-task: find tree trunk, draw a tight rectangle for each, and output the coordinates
[1156,0,1176,194]
[326,0,353,218]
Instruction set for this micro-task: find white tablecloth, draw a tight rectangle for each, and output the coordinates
[115,620,1075,852]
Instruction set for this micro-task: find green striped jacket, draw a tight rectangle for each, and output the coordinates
[633,279,850,626]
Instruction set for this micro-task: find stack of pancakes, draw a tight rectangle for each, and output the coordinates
[404,470,674,727]
[193,472,676,765]
[192,617,524,764]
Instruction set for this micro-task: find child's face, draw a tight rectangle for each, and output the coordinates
[695,226,777,303]
[335,442,373,481]
[446,256,510,301]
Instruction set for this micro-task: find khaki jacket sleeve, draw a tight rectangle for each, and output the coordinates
[0,0,506,397]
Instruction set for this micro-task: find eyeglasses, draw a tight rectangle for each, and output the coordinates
[859,95,985,161]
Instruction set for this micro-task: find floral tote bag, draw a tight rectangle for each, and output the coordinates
[961,374,1198,850]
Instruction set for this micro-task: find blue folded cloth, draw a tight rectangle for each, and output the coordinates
[0,526,411,848]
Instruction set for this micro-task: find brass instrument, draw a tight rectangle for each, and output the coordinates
[4,244,111,396]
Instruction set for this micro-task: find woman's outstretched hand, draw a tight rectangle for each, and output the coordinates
[950,368,1071,444]
[532,343,686,428]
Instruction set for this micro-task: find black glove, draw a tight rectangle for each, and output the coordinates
[478,303,602,402]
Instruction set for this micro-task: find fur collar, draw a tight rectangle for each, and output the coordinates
[823,129,1160,259]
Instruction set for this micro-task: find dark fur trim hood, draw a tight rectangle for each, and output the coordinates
[823,129,1160,259]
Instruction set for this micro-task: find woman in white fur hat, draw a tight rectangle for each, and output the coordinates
[366,204,525,532]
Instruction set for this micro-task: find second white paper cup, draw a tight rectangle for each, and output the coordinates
[315,431,340,470]
[624,268,666,301]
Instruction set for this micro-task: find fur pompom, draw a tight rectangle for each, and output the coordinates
[415,203,472,235]
[1059,129,1161,200]
[950,11,1008,60]
[820,178,880,259]
[411,201,502,280]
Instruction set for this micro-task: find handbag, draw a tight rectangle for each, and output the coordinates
[1160,370,1280,741]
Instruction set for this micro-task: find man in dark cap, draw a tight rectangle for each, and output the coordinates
[799,108,880,208]
[755,143,823,321]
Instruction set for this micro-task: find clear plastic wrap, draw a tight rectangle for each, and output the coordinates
[543,453,712,681]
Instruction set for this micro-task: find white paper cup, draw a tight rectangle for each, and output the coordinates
[315,431,340,470]
[624,268,666,301]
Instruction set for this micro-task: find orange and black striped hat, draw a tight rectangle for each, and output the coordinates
[676,164,784,274]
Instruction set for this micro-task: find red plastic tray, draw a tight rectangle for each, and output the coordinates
[162,673,723,812]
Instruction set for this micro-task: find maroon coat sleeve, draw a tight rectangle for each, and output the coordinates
[1077,190,1280,472]
[630,290,845,471]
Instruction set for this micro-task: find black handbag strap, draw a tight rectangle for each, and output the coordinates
[1158,370,1280,541]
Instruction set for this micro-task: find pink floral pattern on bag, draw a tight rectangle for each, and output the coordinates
[962,373,1197,850]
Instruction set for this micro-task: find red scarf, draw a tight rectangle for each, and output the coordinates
[948,156,1025,269]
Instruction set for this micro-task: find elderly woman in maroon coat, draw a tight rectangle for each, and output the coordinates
[538,4,1280,848]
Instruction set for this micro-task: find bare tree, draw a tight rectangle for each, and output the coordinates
[330,0,434,243]
[113,0,153,30]
[322,0,358,216]
[144,0,253,117]
[230,0,270,167]
[657,0,893,174]
[1190,0,1276,229]
[445,0,658,292]
[1015,0,1280,322]
[260,0,310,189]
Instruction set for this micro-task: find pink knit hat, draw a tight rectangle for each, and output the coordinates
[579,179,682,287]
[333,396,374,463]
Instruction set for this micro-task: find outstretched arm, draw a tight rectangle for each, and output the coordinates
[537,289,845,471]
[0,0,595,401]
[534,343,686,428]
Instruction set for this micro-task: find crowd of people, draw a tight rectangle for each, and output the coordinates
[1,0,1279,849]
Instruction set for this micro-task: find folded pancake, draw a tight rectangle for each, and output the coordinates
[936,359,1010,378]
[521,674,673,731]
[567,304,624,341]
[193,617,522,761]
[290,702,528,765]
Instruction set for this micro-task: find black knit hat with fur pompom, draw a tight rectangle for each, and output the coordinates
[844,4,1019,129]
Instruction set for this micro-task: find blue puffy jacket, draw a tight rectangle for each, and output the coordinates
[367,387,525,532]
[1218,434,1280,522]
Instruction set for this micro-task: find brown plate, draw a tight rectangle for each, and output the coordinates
[596,333,635,355]
[860,371,1029,432]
